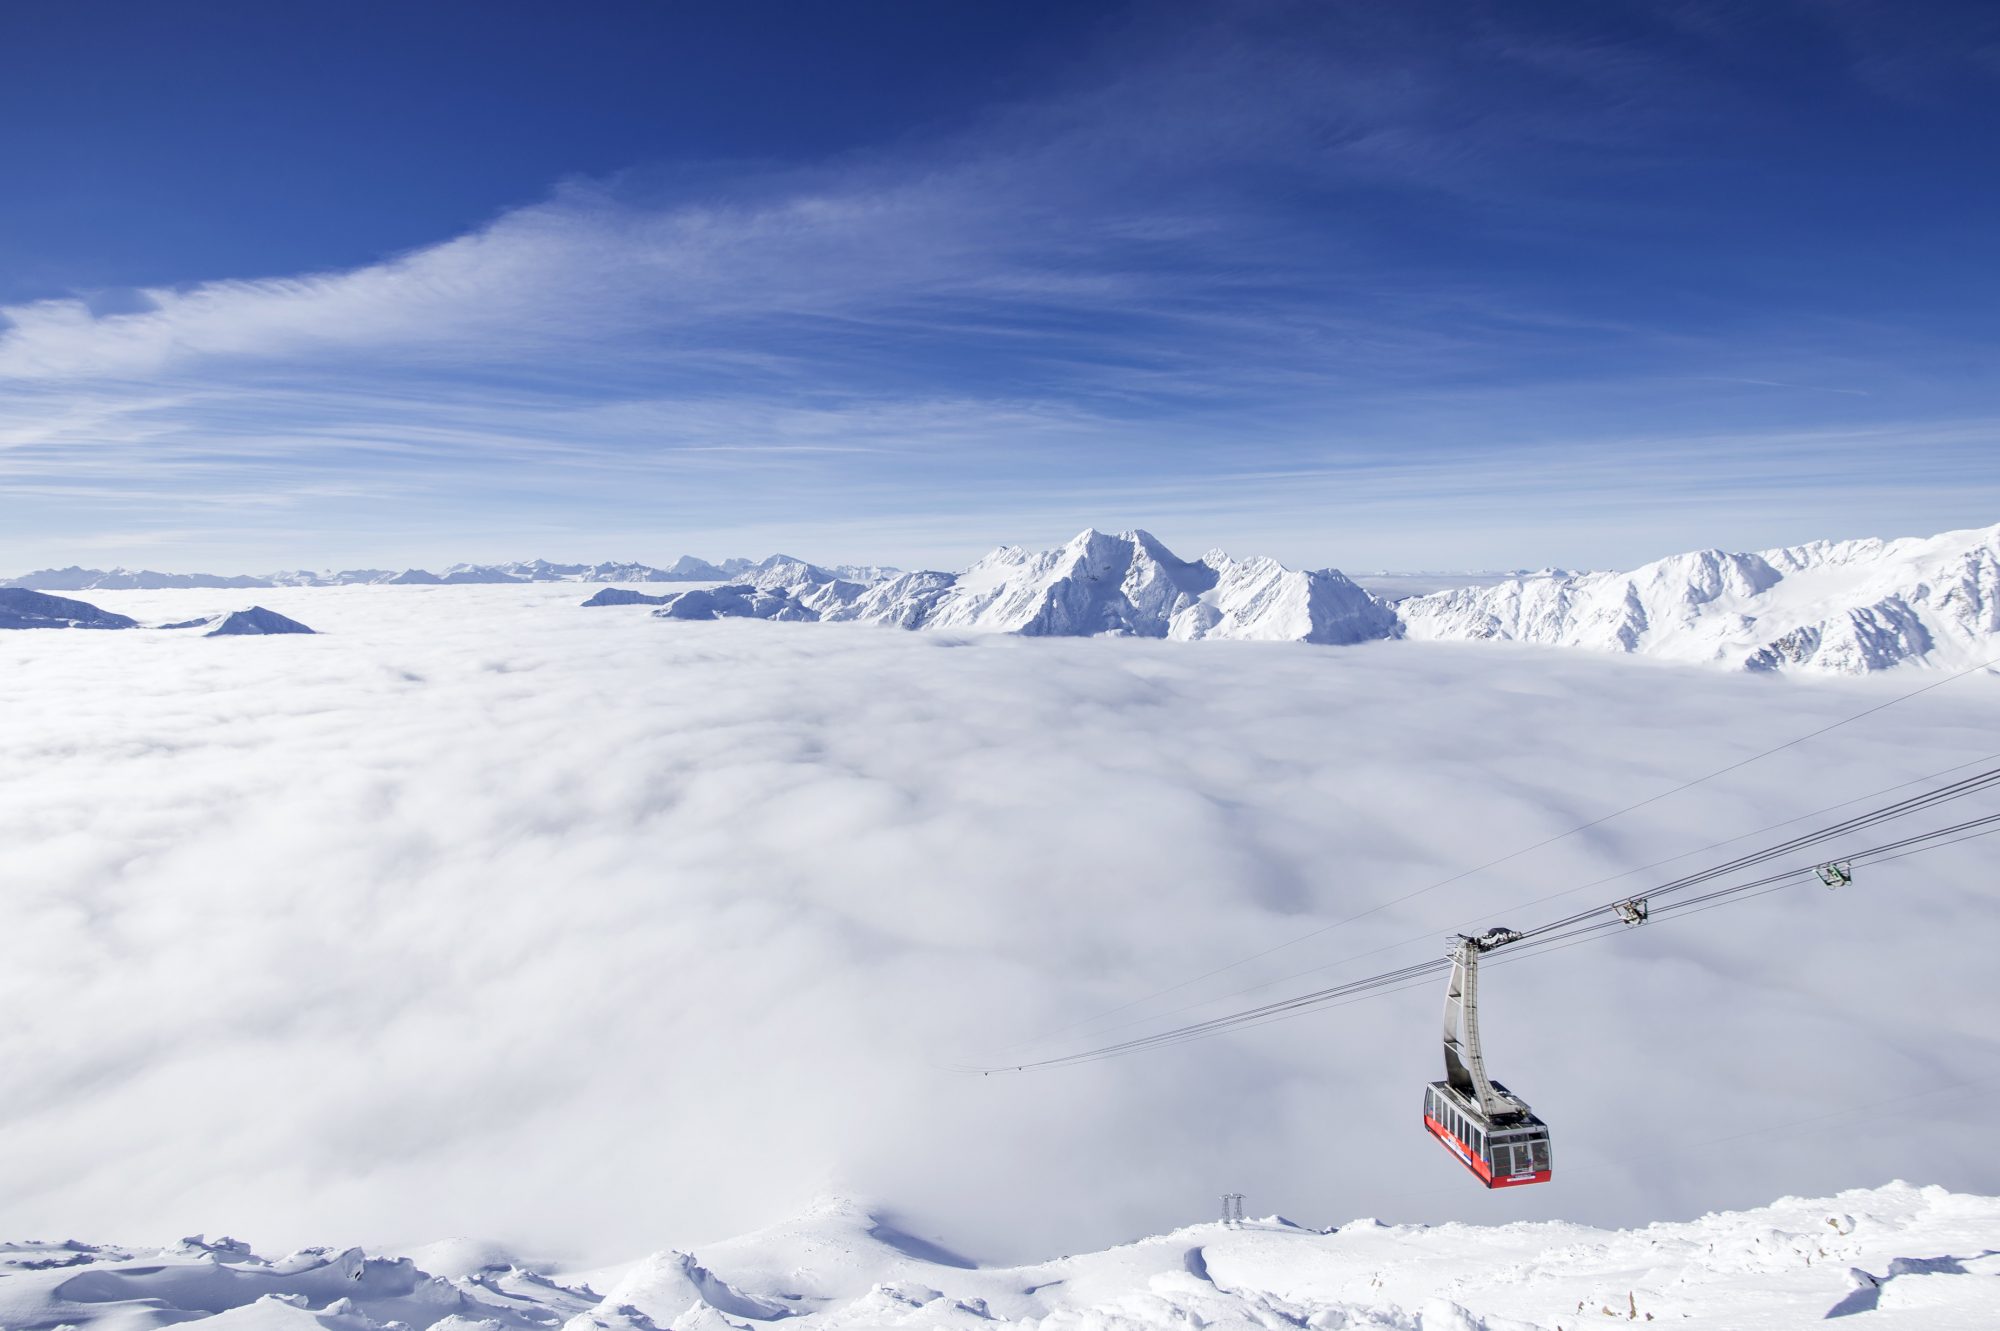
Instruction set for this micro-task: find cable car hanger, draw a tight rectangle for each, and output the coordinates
[1424,927,1552,1188]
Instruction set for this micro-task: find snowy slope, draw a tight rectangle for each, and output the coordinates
[621,529,1401,645]
[6,1185,1995,1331]
[1400,523,2000,675]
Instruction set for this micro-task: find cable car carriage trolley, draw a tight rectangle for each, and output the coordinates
[1422,927,1553,1188]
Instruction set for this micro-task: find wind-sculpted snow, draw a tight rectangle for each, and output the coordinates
[1400,522,2000,674]
[4,1187,1996,1331]
[615,529,1403,645]
[4,584,1997,1263]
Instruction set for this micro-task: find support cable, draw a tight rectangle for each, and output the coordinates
[1000,658,2000,1051]
[967,803,2000,1073]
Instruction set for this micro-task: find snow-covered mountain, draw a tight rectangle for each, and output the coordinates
[1,556,889,591]
[4,1185,1993,1331]
[193,607,318,636]
[0,587,138,630]
[612,528,1403,646]
[19,523,2000,673]
[595,522,1996,673]
[1401,522,2000,674]
[9,566,279,590]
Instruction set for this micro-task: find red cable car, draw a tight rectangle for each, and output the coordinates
[1422,928,1553,1188]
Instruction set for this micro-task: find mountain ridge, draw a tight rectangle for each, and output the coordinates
[12,522,1999,674]
[3,556,891,591]
[592,522,2000,674]
[1398,520,2000,674]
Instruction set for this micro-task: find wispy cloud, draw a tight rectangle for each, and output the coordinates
[1,2,1992,571]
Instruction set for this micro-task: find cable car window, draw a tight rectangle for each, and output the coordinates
[1531,1140,1549,1172]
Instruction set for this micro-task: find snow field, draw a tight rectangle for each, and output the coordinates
[4,1186,1996,1331]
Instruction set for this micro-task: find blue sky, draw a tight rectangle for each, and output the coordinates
[3,0,1997,572]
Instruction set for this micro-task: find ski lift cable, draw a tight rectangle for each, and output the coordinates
[1035,753,2000,1052]
[997,657,2000,1052]
[988,767,2000,1064]
[1243,817,2000,1059]
[1496,819,2000,958]
[1000,836,1964,1074]
[977,815,2000,1073]
[961,960,1456,1072]
[1520,771,2000,936]
[974,822,2000,1073]
[971,811,2000,1073]
[1528,798,2000,937]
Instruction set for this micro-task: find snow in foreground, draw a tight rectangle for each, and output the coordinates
[6,1185,1996,1331]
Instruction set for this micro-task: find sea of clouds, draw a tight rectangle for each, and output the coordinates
[2,584,1997,1266]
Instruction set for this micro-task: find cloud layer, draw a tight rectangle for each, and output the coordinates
[2,586,1996,1263]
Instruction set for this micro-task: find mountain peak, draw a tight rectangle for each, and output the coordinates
[612,529,1398,645]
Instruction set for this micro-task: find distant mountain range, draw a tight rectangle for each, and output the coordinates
[12,523,1998,674]
[2,556,898,590]
[585,522,2000,675]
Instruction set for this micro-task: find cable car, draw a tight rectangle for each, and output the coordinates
[1422,927,1553,1188]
